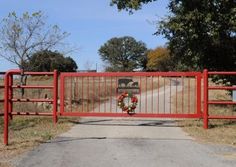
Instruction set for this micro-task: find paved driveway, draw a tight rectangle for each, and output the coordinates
[15,118,236,167]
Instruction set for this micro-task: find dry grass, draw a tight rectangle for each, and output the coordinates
[174,79,236,146]
[0,116,77,166]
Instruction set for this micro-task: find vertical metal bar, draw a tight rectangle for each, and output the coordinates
[170,77,171,114]
[196,74,201,116]
[8,75,13,120]
[188,77,190,114]
[157,76,160,114]
[53,70,58,124]
[145,76,147,113]
[99,76,100,113]
[104,77,106,113]
[182,77,184,114]
[76,77,79,112]
[4,72,9,145]
[82,77,84,112]
[110,77,112,113]
[116,76,118,113]
[176,77,178,113]
[60,75,65,115]
[203,69,209,129]
[164,77,166,113]
[139,76,142,113]
[93,76,95,112]
[87,77,89,112]
[70,76,72,112]
[151,76,153,113]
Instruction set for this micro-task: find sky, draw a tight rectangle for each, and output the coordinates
[0,0,169,71]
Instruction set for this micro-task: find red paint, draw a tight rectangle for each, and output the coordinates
[203,69,209,129]
[53,70,58,124]
[3,69,58,145]
[203,69,236,129]
[60,72,202,118]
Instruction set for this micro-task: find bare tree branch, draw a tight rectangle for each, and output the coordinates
[0,11,74,70]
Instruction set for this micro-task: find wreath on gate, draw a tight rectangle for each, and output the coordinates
[117,92,138,114]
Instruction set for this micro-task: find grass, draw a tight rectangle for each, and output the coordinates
[0,116,77,167]
[174,79,236,147]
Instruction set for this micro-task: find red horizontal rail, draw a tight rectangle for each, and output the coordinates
[208,86,236,90]
[0,99,4,102]
[208,115,236,119]
[208,71,236,75]
[12,85,54,89]
[61,72,201,77]
[11,99,53,102]
[11,112,53,116]
[23,72,54,75]
[4,70,54,76]
[0,86,4,88]
[61,112,202,118]
[208,101,236,105]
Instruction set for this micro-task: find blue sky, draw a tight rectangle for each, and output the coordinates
[0,0,168,71]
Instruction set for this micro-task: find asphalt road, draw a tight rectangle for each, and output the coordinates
[14,118,236,167]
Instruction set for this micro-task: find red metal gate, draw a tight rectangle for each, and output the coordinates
[3,69,58,145]
[203,69,236,129]
[60,72,202,118]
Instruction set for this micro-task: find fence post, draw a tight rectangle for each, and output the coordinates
[8,74,13,120]
[53,70,58,124]
[203,69,209,129]
[4,72,9,145]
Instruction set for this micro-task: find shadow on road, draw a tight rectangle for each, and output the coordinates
[68,119,183,128]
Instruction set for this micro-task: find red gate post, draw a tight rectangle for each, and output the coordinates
[203,69,209,129]
[53,70,58,124]
[4,72,10,145]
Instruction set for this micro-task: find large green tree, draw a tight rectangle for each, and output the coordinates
[99,36,148,71]
[27,50,78,72]
[111,0,236,72]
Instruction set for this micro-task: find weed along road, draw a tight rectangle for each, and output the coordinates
[15,118,236,167]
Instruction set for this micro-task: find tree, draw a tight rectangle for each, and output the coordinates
[110,0,157,13]
[111,0,236,72]
[0,11,70,70]
[147,47,174,71]
[99,36,148,72]
[27,50,78,72]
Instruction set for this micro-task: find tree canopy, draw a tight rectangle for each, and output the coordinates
[27,50,78,72]
[147,47,174,71]
[111,0,236,72]
[110,0,156,12]
[0,11,70,70]
[99,36,148,72]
